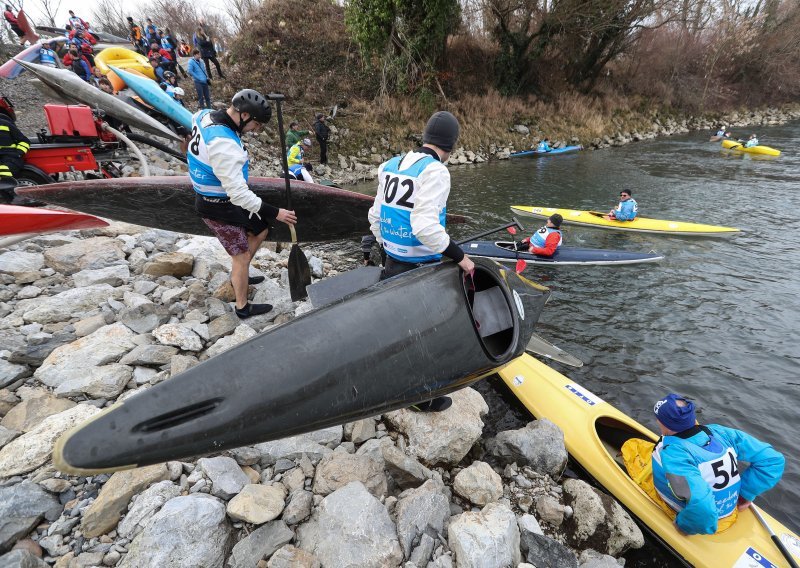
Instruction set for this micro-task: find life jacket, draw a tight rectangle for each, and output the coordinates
[614,198,638,221]
[745,138,759,148]
[39,47,57,66]
[530,226,562,248]
[652,427,742,526]
[130,24,143,41]
[537,142,550,152]
[379,154,444,263]
[187,109,249,198]
[288,164,305,178]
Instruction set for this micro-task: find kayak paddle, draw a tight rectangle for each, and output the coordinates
[525,333,584,367]
[268,92,311,302]
[751,504,800,568]
[505,224,526,274]
[456,220,524,246]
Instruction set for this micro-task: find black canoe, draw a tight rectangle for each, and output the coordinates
[464,241,664,266]
[19,177,466,242]
[54,258,550,473]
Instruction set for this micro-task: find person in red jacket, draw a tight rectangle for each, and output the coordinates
[521,213,563,257]
[3,5,24,42]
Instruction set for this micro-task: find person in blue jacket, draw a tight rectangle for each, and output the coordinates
[651,394,784,535]
[39,40,59,67]
[187,49,211,109]
[744,133,759,148]
[605,188,637,221]
[536,138,552,153]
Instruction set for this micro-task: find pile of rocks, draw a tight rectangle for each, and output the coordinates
[0,223,645,567]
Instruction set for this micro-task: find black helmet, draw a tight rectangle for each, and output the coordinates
[163,70,175,80]
[232,89,271,124]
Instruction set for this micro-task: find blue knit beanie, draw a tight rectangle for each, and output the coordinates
[653,394,696,432]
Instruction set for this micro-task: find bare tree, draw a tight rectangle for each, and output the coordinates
[35,0,62,27]
[90,0,130,38]
[223,0,261,34]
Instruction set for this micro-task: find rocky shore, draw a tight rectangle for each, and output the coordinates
[0,223,646,568]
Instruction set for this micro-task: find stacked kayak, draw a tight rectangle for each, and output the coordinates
[498,354,800,568]
[511,145,582,158]
[464,241,662,266]
[511,206,741,236]
[95,47,155,81]
[111,65,192,130]
[0,204,107,236]
[721,139,781,156]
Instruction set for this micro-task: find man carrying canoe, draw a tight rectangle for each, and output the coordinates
[605,189,637,221]
[623,394,785,535]
[188,89,298,319]
[518,213,563,257]
[368,110,475,412]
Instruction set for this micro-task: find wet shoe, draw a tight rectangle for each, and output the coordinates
[248,276,265,285]
[409,396,452,413]
[235,302,273,319]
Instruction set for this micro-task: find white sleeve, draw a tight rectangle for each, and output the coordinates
[368,163,385,244]
[207,137,262,214]
[409,163,451,253]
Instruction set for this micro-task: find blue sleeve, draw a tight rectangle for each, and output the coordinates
[617,201,637,220]
[661,446,720,534]
[709,425,784,501]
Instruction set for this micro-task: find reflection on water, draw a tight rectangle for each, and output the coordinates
[354,124,800,550]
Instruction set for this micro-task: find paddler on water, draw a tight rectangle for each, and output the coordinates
[517,213,563,257]
[622,394,785,535]
[604,188,637,221]
[188,90,298,319]
[536,138,552,153]
[744,133,759,148]
[368,110,475,412]
[714,125,730,139]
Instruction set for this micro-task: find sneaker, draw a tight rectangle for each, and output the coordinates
[409,396,452,413]
[235,302,273,319]
[248,276,265,285]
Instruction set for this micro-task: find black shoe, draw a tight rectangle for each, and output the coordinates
[248,276,265,285]
[235,302,273,319]
[409,396,452,413]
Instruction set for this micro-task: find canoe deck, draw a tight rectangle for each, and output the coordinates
[464,240,663,265]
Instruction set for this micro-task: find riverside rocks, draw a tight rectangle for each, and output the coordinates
[0,225,642,567]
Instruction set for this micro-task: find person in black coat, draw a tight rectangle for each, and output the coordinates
[313,113,330,165]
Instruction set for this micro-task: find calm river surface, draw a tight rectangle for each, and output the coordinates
[354,122,799,560]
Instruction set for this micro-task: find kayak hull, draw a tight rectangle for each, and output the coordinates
[0,204,107,236]
[498,354,800,568]
[464,240,663,266]
[721,139,780,156]
[19,176,382,243]
[16,60,179,141]
[17,10,39,45]
[511,206,741,236]
[54,260,550,473]
[110,65,192,130]
[95,47,156,80]
[510,145,582,158]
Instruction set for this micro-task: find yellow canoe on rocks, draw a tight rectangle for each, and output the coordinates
[95,47,155,81]
[510,206,741,236]
[721,139,781,156]
[498,354,800,568]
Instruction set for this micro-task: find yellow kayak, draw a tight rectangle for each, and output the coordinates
[95,47,156,81]
[511,206,741,236]
[721,139,781,156]
[498,354,800,568]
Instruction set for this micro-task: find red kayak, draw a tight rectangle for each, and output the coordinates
[0,204,108,236]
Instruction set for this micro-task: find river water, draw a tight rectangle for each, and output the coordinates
[356,122,800,551]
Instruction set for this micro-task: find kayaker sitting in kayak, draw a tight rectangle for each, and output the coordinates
[517,213,563,257]
[714,125,730,138]
[536,138,552,152]
[621,394,785,535]
[604,189,637,221]
[744,134,759,148]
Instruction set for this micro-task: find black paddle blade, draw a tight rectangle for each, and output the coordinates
[288,244,312,301]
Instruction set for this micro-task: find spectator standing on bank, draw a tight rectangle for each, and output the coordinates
[194,27,225,79]
[187,49,211,109]
[313,113,330,165]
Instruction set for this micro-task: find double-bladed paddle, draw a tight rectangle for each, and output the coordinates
[751,504,800,568]
[267,93,311,301]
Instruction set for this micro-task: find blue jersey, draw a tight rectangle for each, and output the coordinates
[530,226,562,248]
[652,424,784,535]
[744,138,759,148]
[379,154,444,263]
[614,198,637,221]
[39,47,57,66]
[187,110,249,198]
[537,141,551,152]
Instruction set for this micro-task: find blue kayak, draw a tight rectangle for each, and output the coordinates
[464,240,662,266]
[510,145,583,158]
[110,65,192,130]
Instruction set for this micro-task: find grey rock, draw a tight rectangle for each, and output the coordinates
[0,252,44,276]
[118,303,170,334]
[1,391,75,432]
[43,237,125,275]
[142,252,194,278]
[53,364,132,399]
[536,495,566,526]
[395,479,450,558]
[0,426,20,447]
[120,344,179,366]
[382,443,435,491]
[22,285,118,324]
[197,456,250,500]
[266,545,320,568]
[344,418,376,444]
[520,532,578,568]
[133,280,158,295]
[204,325,256,358]
[0,481,61,554]
[452,461,503,506]
[226,484,286,524]
[307,256,324,278]
[312,452,387,497]
[254,426,341,465]
[296,482,403,568]
[227,520,293,568]
[408,532,435,566]
[14,286,40,300]
[518,513,544,537]
[7,331,75,367]
[486,419,568,477]
[282,489,313,525]
[448,501,521,568]
[170,354,199,375]
[206,313,239,342]
[0,549,47,567]
[122,291,152,309]
[117,480,181,539]
[578,549,624,568]
[73,314,110,338]
[229,447,261,466]
[0,361,28,389]
[72,265,130,288]
[120,494,231,568]
[153,323,203,352]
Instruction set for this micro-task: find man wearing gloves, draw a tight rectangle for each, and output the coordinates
[189,89,297,319]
